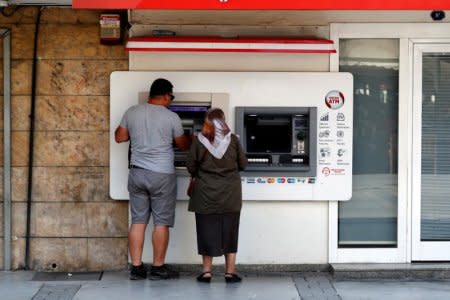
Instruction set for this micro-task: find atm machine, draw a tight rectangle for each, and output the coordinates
[235,106,317,177]
[169,103,208,167]
[167,93,229,169]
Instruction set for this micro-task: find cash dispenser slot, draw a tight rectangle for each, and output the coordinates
[247,155,272,164]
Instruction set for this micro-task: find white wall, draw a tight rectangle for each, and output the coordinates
[165,201,328,264]
[111,71,352,264]
[128,27,332,264]
[130,52,330,72]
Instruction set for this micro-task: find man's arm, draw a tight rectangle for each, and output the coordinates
[174,134,191,151]
[115,126,130,143]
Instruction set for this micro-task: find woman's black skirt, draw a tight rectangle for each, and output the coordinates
[195,212,240,257]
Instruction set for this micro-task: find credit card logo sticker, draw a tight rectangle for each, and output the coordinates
[287,178,296,184]
[277,178,286,184]
[257,178,266,184]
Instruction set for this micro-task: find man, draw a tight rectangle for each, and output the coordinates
[115,78,190,280]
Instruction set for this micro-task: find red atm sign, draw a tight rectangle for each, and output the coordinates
[72,0,450,10]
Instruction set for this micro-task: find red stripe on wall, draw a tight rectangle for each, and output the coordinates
[126,48,336,53]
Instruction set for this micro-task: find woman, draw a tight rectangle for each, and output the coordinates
[186,108,247,283]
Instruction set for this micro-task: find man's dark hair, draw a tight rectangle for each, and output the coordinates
[149,78,173,98]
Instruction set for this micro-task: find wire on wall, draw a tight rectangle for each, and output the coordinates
[25,6,42,271]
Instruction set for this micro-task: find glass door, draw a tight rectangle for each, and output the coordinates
[412,43,450,261]
[338,39,399,249]
[329,33,409,263]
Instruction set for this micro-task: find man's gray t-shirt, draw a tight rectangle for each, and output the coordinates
[120,103,184,174]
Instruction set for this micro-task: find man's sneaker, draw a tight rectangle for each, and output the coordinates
[130,263,147,280]
[149,264,179,280]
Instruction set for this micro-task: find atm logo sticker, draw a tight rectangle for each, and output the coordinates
[267,178,275,184]
[246,178,256,184]
[325,90,345,110]
[257,178,266,184]
[287,178,296,184]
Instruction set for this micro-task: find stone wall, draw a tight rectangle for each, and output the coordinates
[0,7,129,271]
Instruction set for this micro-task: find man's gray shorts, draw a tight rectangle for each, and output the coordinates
[128,168,177,227]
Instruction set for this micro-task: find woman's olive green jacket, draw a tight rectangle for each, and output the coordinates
[186,134,247,214]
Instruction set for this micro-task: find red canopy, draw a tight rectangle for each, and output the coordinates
[73,0,450,10]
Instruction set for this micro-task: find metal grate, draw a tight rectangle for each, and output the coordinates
[31,284,81,300]
[32,272,103,281]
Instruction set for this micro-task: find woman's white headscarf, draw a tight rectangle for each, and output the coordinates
[198,119,231,159]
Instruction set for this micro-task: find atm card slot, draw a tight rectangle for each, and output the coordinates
[279,155,309,165]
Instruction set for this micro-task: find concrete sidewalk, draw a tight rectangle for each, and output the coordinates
[2,271,450,300]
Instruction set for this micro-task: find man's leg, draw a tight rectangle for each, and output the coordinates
[152,224,169,266]
[149,224,179,279]
[128,169,151,268]
[148,173,179,279]
[129,223,147,266]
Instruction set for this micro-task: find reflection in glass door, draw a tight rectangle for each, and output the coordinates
[338,39,399,247]
[412,44,450,260]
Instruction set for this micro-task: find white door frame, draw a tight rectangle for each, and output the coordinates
[411,42,450,261]
[329,23,450,263]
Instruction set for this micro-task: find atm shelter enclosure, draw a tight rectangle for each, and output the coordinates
[110,71,353,201]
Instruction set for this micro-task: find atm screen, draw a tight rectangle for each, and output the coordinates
[245,115,292,153]
[168,104,210,166]
[168,105,209,113]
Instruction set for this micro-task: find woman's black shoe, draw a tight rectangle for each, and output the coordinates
[225,272,242,283]
[196,272,212,283]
